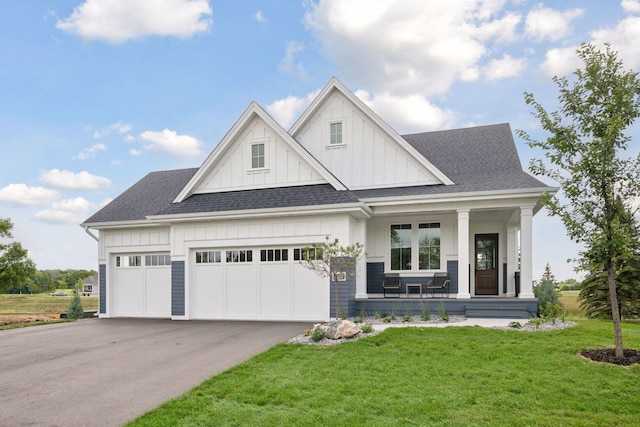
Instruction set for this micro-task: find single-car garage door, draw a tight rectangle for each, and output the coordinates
[113,254,171,318]
[192,247,328,321]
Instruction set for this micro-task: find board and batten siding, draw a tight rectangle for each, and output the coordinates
[99,228,170,259]
[195,116,325,193]
[293,90,441,190]
[171,261,185,316]
[171,215,352,257]
[99,264,106,314]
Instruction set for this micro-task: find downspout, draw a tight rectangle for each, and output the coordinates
[82,225,99,242]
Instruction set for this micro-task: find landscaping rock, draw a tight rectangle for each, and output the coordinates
[325,319,361,339]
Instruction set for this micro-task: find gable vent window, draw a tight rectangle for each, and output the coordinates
[251,143,265,169]
[329,122,343,145]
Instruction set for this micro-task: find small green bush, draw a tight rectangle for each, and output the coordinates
[361,323,373,333]
[508,321,522,329]
[311,327,326,342]
[438,302,449,322]
[420,303,431,321]
[67,292,84,320]
[402,314,412,323]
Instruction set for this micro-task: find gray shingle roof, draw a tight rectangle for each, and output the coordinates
[156,184,360,216]
[83,123,551,225]
[82,168,198,224]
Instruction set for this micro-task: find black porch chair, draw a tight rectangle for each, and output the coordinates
[425,272,451,298]
[382,273,401,297]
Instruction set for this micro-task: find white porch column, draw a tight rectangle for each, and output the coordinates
[354,219,368,298]
[506,226,518,297]
[457,209,471,299]
[519,206,535,298]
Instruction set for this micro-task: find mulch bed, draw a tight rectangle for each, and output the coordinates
[580,348,640,366]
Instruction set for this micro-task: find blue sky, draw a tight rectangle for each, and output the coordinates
[1,0,639,280]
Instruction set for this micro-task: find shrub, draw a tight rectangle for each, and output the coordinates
[361,323,373,333]
[438,302,449,322]
[508,321,522,329]
[534,264,562,317]
[402,314,412,323]
[311,327,326,342]
[420,302,431,321]
[67,291,84,320]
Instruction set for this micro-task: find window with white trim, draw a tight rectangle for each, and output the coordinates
[260,249,289,262]
[226,250,253,263]
[251,143,265,169]
[329,122,342,145]
[390,222,441,271]
[195,251,222,264]
[145,254,171,266]
[293,247,319,261]
[116,255,141,268]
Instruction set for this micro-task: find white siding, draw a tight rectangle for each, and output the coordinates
[195,116,325,193]
[293,90,442,189]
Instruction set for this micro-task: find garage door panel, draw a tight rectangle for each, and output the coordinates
[226,265,257,319]
[259,264,291,319]
[193,264,224,318]
[145,267,171,316]
[293,264,329,321]
[114,268,145,316]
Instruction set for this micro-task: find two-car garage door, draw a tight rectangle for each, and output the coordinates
[192,247,329,321]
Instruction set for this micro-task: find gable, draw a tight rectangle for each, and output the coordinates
[194,115,326,194]
[290,79,454,190]
[174,102,345,202]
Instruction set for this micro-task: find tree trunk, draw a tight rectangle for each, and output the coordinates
[607,265,624,357]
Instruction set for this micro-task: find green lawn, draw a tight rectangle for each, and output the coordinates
[0,293,98,314]
[127,320,640,427]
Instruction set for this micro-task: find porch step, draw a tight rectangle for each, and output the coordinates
[465,303,532,319]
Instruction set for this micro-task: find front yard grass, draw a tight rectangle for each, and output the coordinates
[127,320,640,427]
[0,293,98,314]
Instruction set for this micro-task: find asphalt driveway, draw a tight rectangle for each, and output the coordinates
[0,318,311,427]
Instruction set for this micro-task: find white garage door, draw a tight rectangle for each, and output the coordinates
[113,254,171,318]
[192,247,328,321]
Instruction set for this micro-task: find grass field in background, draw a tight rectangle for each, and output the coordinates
[127,320,640,427]
[559,290,583,318]
[0,294,98,314]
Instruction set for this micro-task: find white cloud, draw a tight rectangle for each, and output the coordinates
[484,54,526,80]
[139,129,203,157]
[254,10,268,23]
[129,148,143,156]
[622,0,640,14]
[124,134,135,142]
[354,90,455,133]
[40,169,111,190]
[0,184,59,206]
[56,0,213,43]
[304,0,523,96]
[524,4,583,42]
[93,121,133,138]
[35,197,94,224]
[266,89,321,129]
[76,143,107,160]
[279,41,307,79]
[540,16,640,77]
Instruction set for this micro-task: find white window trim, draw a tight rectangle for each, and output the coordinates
[386,220,444,274]
[246,138,270,173]
[326,117,348,149]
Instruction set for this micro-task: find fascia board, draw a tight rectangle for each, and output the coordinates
[147,203,372,223]
[80,219,164,230]
[362,186,558,207]
[289,77,455,186]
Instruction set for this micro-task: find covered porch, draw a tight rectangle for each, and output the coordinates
[349,201,540,319]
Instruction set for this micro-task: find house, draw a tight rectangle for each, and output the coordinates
[82,78,555,321]
[81,274,99,296]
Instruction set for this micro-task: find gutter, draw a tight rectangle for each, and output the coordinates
[81,225,99,242]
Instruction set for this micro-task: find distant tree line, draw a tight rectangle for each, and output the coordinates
[4,269,97,294]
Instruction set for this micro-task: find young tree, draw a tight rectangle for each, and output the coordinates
[0,218,36,293]
[299,237,364,318]
[533,263,562,316]
[67,290,84,320]
[517,44,640,357]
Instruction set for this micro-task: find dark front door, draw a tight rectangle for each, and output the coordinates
[475,234,498,295]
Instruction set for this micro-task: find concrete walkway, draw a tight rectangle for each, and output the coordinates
[373,317,525,331]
